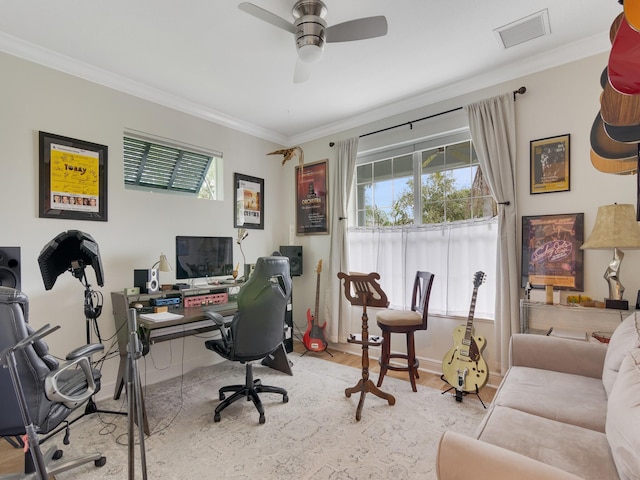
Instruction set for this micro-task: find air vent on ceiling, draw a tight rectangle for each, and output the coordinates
[494,9,550,49]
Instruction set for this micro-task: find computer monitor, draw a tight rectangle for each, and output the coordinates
[175,236,233,280]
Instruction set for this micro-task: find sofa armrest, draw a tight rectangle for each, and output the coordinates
[509,333,607,379]
[436,431,584,480]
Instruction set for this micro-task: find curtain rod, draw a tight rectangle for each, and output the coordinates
[329,86,526,147]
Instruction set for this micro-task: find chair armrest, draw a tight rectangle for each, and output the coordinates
[205,311,227,327]
[45,356,96,408]
[66,342,104,361]
[436,431,583,480]
[509,333,607,379]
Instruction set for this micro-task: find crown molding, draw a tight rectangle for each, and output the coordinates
[288,33,610,145]
[0,30,609,147]
[0,32,287,145]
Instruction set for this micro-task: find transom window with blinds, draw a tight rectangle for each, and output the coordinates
[348,130,498,320]
[123,133,222,200]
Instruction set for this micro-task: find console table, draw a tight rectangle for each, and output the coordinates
[520,299,627,339]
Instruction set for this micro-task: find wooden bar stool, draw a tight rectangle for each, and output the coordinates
[376,271,434,392]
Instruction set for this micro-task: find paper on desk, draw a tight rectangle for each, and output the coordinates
[139,311,184,322]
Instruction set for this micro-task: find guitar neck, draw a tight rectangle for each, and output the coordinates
[313,272,321,325]
[464,287,479,342]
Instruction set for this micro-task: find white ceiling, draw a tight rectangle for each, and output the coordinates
[0,1,622,145]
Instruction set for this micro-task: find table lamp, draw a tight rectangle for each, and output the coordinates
[151,252,172,285]
[581,203,640,309]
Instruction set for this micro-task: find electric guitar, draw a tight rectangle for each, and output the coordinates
[303,260,328,352]
[442,271,489,398]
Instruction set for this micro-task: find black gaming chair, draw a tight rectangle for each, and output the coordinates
[205,256,292,424]
[0,286,106,478]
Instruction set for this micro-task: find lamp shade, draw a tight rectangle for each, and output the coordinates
[154,253,173,272]
[581,204,640,249]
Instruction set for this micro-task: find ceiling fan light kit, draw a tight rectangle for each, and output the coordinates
[238,0,388,81]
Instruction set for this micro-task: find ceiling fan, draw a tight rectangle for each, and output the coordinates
[238,0,388,83]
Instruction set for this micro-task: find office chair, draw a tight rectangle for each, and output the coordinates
[205,256,292,424]
[0,286,106,479]
[375,271,435,392]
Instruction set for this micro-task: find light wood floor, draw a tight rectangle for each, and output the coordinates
[0,341,495,477]
[293,341,496,403]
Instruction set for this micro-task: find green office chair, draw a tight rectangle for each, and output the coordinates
[204,256,292,424]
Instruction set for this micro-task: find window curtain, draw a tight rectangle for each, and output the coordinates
[322,138,358,343]
[348,219,497,320]
[464,93,518,375]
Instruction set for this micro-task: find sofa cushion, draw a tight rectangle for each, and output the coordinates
[603,311,640,397]
[475,405,618,480]
[493,365,607,432]
[606,348,640,480]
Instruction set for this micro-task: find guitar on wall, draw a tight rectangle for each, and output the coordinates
[303,259,328,352]
[442,271,489,403]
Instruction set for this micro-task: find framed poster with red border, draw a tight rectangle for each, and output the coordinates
[295,159,329,235]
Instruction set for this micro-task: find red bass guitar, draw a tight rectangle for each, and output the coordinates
[303,260,328,352]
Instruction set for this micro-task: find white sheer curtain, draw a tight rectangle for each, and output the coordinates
[348,219,497,320]
[464,93,518,375]
[322,138,358,343]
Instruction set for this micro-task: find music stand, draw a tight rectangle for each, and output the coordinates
[337,272,395,421]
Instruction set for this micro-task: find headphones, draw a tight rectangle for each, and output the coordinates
[84,289,103,320]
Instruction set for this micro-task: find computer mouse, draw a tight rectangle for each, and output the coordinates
[133,303,143,309]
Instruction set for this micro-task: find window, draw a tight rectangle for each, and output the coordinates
[349,133,497,319]
[123,134,222,200]
[355,140,495,227]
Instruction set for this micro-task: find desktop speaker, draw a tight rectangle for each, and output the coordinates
[0,247,20,291]
[134,268,159,294]
[279,246,302,276]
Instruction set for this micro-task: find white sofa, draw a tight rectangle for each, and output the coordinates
[436,311,640,480]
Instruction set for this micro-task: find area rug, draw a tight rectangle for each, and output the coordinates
[56,352,486,479]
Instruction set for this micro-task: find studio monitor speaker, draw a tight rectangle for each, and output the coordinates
[279,246,302,276]
[134,268,159,294]
[0,247,21,291]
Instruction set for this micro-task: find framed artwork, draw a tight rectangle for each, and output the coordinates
[530,134,570,194]
[39,131,108,221]
[234,173,264,230]
[295,159,329,235]
[521,212,584,290]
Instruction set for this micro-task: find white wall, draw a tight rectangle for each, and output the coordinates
[281,51,639,383]
[0,52,289,397]
[2,49,637,394]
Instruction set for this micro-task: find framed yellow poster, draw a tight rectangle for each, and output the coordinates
[39,132,108,221]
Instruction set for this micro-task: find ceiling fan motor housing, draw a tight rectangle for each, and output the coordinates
[293,0,327,62]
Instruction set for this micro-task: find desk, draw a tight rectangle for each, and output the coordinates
[111,286,293,430]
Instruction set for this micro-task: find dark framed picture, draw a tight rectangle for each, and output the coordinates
[530,134,570,194]
[39,131,108,221]
[295,159,329,235]
[521,212,584,290]
[234,172,264,230]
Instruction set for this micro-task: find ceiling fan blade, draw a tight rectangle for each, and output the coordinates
[326,16,388,43]
[238,2,297,34]
[294,59,311,84]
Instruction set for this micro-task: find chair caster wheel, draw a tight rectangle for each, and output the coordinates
[283,394,289,403]
[53,450,63,460]
[259,414,265,424]
[95,456,107,467]
[219,392,225,401]
[214,413,221,422]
